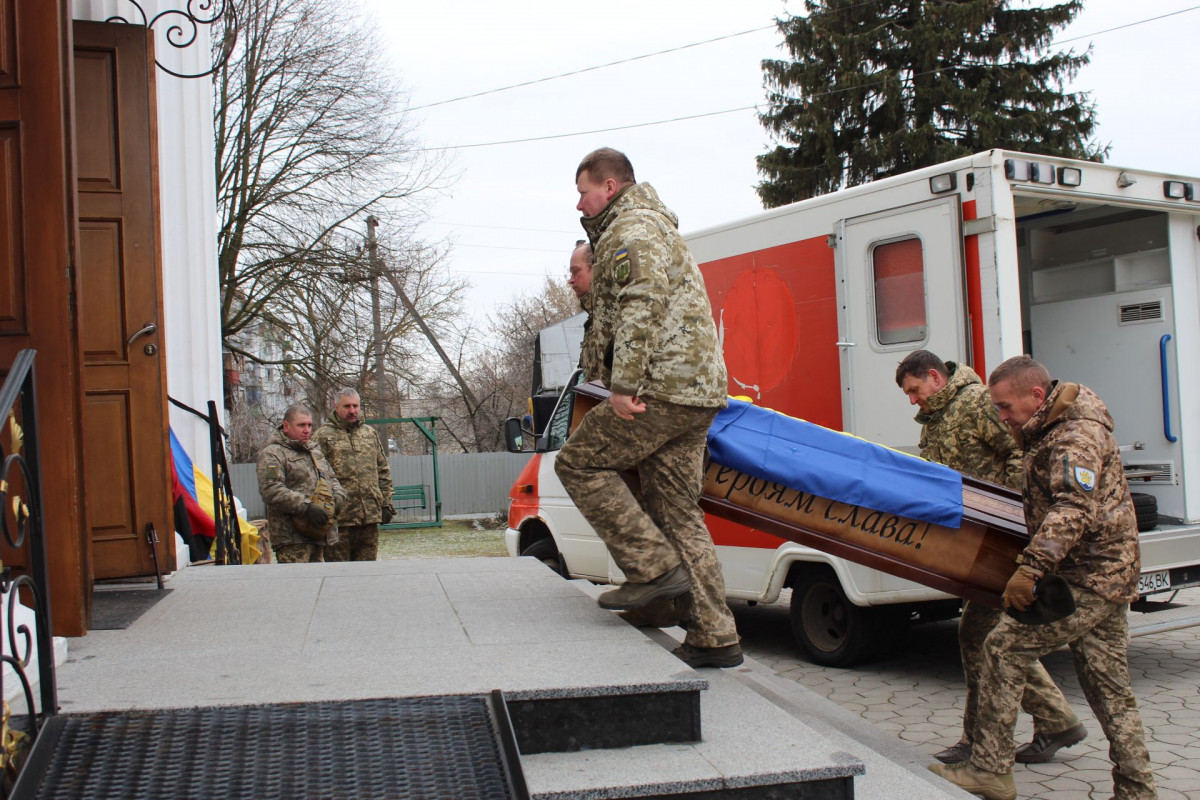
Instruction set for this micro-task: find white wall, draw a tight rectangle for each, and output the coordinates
[73,1,225,470]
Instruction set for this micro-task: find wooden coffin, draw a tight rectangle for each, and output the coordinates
[569,382,1029,609]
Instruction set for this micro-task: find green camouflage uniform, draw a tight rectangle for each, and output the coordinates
[917,362,1077,749]
[972,383,1155,799]
[314,413,392,562]
[916,362,1023,487]
[556,182,738,649]
[256,428,346,563]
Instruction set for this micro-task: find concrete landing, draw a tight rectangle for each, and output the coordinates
[55,558,972,799]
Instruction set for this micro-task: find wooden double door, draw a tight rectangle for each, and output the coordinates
[0,3,174,632]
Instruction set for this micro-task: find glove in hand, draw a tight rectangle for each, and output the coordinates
[1003,564,1042,611]
[302,503,330,528]
[381,505,396,524]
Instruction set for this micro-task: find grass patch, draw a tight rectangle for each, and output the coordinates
[377,517,509,560]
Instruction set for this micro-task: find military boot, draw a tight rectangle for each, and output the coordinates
[597,564,691,610]
[928,761,1016,800]
[1015,721,1087,763]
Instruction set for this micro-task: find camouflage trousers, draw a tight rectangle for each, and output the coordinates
[273,543,324,563]
[555,398,739,649]
[973,587,1156,799]
[958,600,1078,746]
[324,523,379,562]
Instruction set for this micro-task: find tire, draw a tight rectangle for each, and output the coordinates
[1132,492,1158,532]
[520,537,567,577]
[789,568,886,667]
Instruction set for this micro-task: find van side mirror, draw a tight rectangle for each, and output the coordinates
[503,417,526,452]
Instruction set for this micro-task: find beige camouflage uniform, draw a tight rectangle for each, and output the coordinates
[256,428,346,563]
[971,382,1156,799]
[555,182,738,650]
[314,413,392,562]
[917,363,1078,751]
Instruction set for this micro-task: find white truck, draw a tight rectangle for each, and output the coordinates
[504,149,1200,666]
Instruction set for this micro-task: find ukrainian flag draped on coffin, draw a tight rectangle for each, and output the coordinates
[706,398,964,529]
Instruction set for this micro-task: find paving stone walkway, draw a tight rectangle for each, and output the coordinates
[735,587,1200,800]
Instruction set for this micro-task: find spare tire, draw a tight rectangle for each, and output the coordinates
[1131,492,1158,532]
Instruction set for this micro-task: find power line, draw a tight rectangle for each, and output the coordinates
[407,25,776,111]
[415,105,756,152]
[413,5,1200,152]
[1047,4,1200,46]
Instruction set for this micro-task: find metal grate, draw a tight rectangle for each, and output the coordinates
[1125,462,1175,484]
[1118,300,1163,324]
[21,695,527,800]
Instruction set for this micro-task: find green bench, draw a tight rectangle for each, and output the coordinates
[392,484,427,511]
[382,484,439,530]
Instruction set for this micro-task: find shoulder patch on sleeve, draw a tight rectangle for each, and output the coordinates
[1073,465,1096,491]
[613,246,637,285]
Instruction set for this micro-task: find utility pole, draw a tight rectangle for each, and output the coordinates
[366,215,386,412]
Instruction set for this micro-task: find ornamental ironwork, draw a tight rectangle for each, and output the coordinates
[105,0,235,80]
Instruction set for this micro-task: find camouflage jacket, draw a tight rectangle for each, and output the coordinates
[916,362,1022,489]
[314,414,392,525]
[579,182,727,408]
[256,428,346,547]
[1016,382,1140,603]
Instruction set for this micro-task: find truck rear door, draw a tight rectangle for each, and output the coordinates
[835,197,968,450]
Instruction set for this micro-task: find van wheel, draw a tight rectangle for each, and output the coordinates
[790,569,882,667]
[1132,492,1158,532]
[521,538,566,577]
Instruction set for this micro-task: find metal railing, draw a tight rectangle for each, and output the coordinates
[0,350,57,795]
[169,397,243,565]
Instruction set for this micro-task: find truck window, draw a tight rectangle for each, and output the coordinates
[544,370,585,451]
[871,236,927,345]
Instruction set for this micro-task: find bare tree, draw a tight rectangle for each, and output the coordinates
[213,0,445,355]
[266,230,469,421]
[423,278,581,452]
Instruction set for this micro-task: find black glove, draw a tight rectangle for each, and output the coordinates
[380,505,395,524]
[302,503,330,528]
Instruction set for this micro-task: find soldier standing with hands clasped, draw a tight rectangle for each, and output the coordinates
[554,147,741,668]
[929,356,1156,800]
[256,404,346,564]
[895,351,1084,768]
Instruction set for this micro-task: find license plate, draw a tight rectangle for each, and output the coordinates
[1138,570,1171,596]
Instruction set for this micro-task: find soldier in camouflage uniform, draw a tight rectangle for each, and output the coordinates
[930,356,1156,800]
[897,351,1083,768]
[257,405,346,564]
[314,388,394,562]
[555,147,740,668]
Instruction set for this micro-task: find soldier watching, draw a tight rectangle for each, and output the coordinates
[896,350,1084,768]
[315,388,395,562]
[554,147,741,668]
[929,356,1157,800]
[256,404,346,564]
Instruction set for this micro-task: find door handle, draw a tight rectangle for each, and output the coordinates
[127,322,158,345]
[835,340,856,348]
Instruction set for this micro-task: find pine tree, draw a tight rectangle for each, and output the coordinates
[757,0,1105,206]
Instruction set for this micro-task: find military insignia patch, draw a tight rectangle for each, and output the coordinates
[1073,466,1096,491]
[614,248,632,284]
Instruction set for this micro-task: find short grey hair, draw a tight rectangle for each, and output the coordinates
[334,387,360,403]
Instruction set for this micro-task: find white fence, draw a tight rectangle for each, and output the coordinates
[230,452,535,523]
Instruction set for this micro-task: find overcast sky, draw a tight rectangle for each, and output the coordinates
[366,0,1200,332]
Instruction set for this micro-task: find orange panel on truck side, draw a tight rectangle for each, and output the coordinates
[700,236,841,429]
[700,236,840,550]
